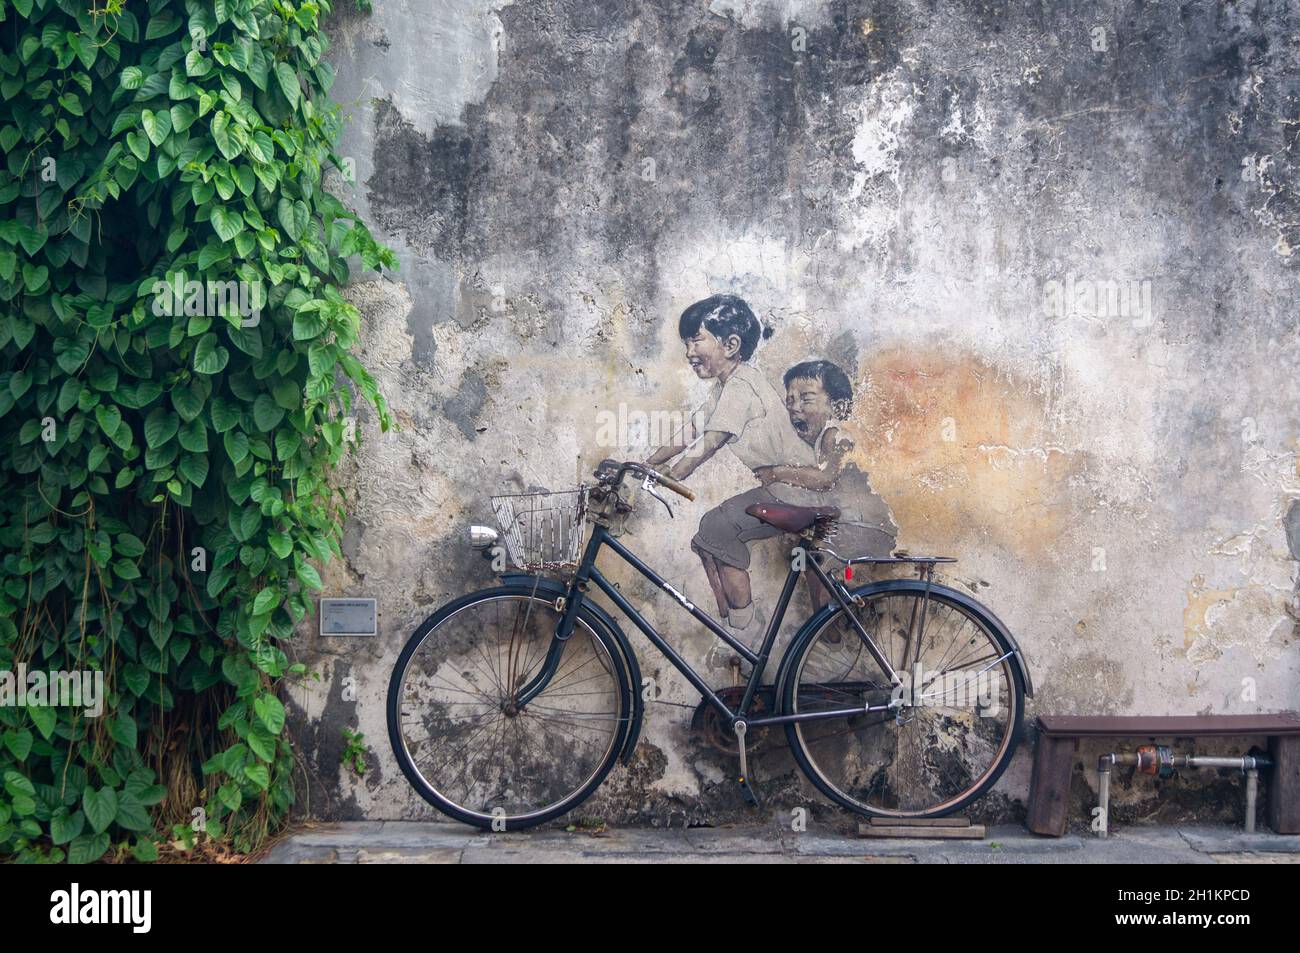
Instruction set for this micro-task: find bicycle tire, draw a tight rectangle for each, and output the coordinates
[387,585,633,831]
[778,580,1026,818]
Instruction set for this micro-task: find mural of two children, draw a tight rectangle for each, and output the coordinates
[647,294,899,645]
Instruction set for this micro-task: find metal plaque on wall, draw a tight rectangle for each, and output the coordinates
[319,598,377,636]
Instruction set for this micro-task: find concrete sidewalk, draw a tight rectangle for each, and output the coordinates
[260,821,1300,864]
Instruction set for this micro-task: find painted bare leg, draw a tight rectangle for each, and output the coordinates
[806,572,829,614]
[693,543,730,619]
[718,564,753,614]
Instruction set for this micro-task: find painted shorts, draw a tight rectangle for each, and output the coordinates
[691,486,783,570]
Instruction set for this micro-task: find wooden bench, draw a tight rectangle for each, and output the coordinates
[1026,713,1300,836]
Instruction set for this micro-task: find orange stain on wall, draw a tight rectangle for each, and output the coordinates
[844,347,1074,555]
[1181,575,1238,651]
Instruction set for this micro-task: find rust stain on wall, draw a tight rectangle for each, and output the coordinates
[1182,574,1239,651]
[847,347,1071,555]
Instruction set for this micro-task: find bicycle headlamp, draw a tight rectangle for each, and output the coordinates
[467,525,499,550]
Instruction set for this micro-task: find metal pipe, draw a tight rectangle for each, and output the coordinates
[1097,755,1114,838]
[1246,768,1258,834]
[1184,755,1268,770]
[1094,748,1272,837]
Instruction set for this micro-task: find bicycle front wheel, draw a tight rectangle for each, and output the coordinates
[387,587,630,830]
[781,582,1024,818]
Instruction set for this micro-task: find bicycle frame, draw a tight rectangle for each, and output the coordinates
[515,523,904,729]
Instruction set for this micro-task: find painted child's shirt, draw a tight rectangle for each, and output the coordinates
[696,363,814,471]
[817,423,898,535]
[779,421,898,538]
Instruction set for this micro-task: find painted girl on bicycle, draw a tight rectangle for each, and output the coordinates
[645,294,815,642]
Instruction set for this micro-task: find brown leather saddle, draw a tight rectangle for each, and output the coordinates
[745,501,840,533]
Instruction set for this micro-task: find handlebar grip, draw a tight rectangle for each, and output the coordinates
[656,472,695,501]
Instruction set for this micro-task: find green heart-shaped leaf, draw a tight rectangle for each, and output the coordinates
[143,407,179,448]
[252,393,284,431]
[126,130,150,161]
[210,206,244,242]
[141,108,172,147]
[275,62,300,107]
[82,786,118,835]
[193,333,230,374]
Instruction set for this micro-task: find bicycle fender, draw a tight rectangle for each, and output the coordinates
[500,574,646,763]
[775,578,1034,699]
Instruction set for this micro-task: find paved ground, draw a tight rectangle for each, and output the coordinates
[260,821,1300,864]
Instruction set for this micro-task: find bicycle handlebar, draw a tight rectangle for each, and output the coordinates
[596,460,697,502]
[653,471,696,501]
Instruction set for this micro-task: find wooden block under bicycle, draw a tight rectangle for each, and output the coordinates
[858,817,985,839]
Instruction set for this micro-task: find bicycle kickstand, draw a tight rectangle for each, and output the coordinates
[734,720,761,808]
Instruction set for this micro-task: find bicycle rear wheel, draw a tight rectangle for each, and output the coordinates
[780,582,1024,818]
[387,587,630,830]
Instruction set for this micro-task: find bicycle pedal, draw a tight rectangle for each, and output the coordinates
[737,775,762,808]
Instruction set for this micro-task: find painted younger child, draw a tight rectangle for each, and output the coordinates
[646,295,814,639]
[754,359,899,613]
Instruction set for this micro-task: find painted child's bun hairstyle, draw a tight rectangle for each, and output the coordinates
[678,294,766,361]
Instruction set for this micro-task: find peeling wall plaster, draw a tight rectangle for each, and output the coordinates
[294,0,1300,827]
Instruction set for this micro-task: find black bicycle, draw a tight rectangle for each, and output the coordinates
[388,459,1033,830]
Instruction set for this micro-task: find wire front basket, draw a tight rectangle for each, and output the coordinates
[489,486,590,572]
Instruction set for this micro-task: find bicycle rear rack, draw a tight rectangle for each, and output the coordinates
[843,555,957,566]
[820,551,957,586]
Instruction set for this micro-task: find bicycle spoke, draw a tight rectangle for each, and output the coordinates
[394,594,623,826]
[790,590,1019,816]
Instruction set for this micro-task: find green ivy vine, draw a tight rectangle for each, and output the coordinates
[0,0,395,860]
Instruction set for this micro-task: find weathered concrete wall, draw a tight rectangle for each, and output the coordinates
[287,0,1300,827]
